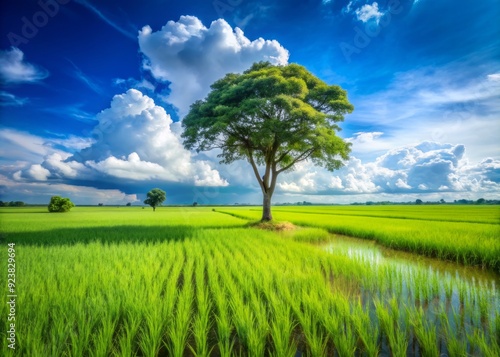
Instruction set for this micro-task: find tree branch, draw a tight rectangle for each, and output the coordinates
[247,150,265,192]
[276,148,316,174]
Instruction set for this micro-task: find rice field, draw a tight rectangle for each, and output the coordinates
[0,206,499,356]
[217,205,500,271]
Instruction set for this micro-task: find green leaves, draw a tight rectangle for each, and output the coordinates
[47,196,75,213]
[182,61,353,173]
[144,188,166,211]
[182,61,353,220]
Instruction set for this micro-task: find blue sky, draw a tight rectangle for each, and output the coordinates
[0,0,499,205]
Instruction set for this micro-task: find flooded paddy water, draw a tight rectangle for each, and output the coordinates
[321,234,499,356]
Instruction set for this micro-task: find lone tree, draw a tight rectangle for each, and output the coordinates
[182,62,353,221]
[48,196,75,212]
[144,188,166,211]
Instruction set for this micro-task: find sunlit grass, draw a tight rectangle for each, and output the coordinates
[0,206,498,356]
[217,206,500,271]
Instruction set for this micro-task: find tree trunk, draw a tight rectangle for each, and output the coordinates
[261,193,273,221]
[153,206,156,212]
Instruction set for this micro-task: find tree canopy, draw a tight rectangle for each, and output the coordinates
[48,196,75,213]
[182,62,353,221]
[144,188,166,211]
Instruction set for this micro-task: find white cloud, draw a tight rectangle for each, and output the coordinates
[0,91,28,106]
[73,89,227,185]
[275,141,500,196]
[346,131,387,154]
[347,65,500,163]
[487,73,500,82]
[27,164,50,181]
[2,90,228,189]
[87,153,167,181]
[0,129,92,167]
[349,131,384,143]
[138,15,289,115]
[355,2,384,23]
[0,174,138,205]
[7,89,228,187]
[395,178,411,189]
[43,153,87,179]
[0,128,56,163]
[0,47,49,84]
[329,176,344,189]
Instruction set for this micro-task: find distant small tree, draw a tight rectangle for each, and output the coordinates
[7,201,25,207]
[440,199,445,204]
[126,202,132,206]
[476,198,486,205]
[98,203,104,206]
[48,196,75,213]
[416,199,423,205]
[144,188,166,211]
[193,202,198,207]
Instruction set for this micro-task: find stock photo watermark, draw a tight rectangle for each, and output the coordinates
[213,0,243,18]
[6,243,17,350]
[213,0,251,28]
[7,0,72,47]
[340,0,403,63]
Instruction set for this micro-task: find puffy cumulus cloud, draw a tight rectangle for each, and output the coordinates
[138,15,289,115]
[355,2,384,23]
[43,153,88,179]
[349,131,384,143]
[0,174,138,205]
[87,153,166,181]
[346,131,388,155]
[276,141,500,196]
[17,89,228,187]
[26,164,50,181]
[0,47,49,84]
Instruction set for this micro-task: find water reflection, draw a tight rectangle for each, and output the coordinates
[322,234,499,356]
[324,234,500,285]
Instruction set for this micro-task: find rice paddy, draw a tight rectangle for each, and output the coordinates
[217,205,500,271]
[0,205,499,356]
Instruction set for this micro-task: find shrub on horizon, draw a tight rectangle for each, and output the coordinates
[48,196,75,213]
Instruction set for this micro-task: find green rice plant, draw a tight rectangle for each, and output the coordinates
[2,207,499,356]
[206,254,235,357]
[351,303,379,356]
[139,307,165,357]
[409,307,439,357]
[298,308,328,357]
[321,296,358,357]
[291,227,331,243]
[269,301,297,357]
[90,313,118,357]
[494,313,500,349]
[230,296,253,352]
[189,259,213,357]
[167,257,194,357]
[375,299,408,357]
[438,307,467,357]
[214,311,234,357]
[468,328,500,357]
[216,206,500,270]
[66,305,97,357]
[114,312,141,357]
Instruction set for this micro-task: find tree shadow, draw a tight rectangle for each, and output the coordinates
[0,224,237,247]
